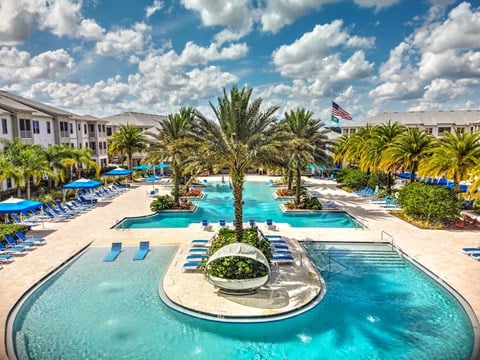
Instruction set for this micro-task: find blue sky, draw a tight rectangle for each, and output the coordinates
[0,0,479,124]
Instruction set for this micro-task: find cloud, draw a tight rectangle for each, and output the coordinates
[146,0,163,18]
[178,42,248,65]
[0,0,39,45]
[95,23,151,56]
[0,47,74,83]
[353,0,400,11]
[272,20,374,79]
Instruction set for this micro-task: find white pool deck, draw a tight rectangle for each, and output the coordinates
[1,175,479,358]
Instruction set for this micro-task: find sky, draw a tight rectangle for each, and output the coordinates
[0,0,479,124]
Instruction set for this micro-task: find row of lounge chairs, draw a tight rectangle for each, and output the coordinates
[201,219,278,231]
[0,231,48,264]
[103,241,150,262]
[462,246,480,261]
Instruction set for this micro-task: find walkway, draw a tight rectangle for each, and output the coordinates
[0,175,479,358]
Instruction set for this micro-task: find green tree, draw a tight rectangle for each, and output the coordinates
[419,129,480,195]
[282,108,331,205]
[109,124,147,173]
[193,86,282,242]
[144,107,195,207]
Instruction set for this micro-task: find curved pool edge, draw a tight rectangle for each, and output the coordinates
[4,242,93,360]
[158,244,327,323]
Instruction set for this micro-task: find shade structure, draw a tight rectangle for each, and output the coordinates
[0,197,43,214]
[305,164,315,170]
[63,178,102,189]
[105,168,133,176]
[154,163,169,169]
[132,165,151,171]
[145,176,161,182]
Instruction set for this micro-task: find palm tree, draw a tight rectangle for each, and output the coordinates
[333,125,375,167]
[193,86,282,241]
[109,124,148,173]
[282,108,331,205]
[380,127,435,183]
[419,129,480,195]
[62,147,100,180]
[144,107,195,207]
[43,144,71,187]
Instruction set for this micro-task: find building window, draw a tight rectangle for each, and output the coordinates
[60,121,69,137]
[90,142,96,150]
[69,123,73,134]
[99,142,103,150]
[46,121,51,134]
[438,127,451,134]
[106,127,112,136]
[84,124,87,134]
[456,127,465,133]
[1,118,7,134]
[79,143,82,149]
[6,178,12,189]
[32,120,40,134]
[102,124,106,133]
[103,141,107,150]
[425,128,433,134]
[78,124,81,131]
[98,124,101,131]
[19,118,32,138]
[89,124,95,133]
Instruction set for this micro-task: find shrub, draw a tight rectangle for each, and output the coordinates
[150,195,174,211]
[338,168,369,189]
[206,228,272,279]
[276,188,293,197]
[398,182,460,225]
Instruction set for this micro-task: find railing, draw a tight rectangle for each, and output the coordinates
[381,230,405,264]
[327,254,349,273]
[19,130,32,138]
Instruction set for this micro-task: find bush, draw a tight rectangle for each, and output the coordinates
[398,182,460,225]
[150,195,174,211]
[206,228,272,279]
[337,168,369,189]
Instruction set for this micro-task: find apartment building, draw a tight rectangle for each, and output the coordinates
[339,110,480,137]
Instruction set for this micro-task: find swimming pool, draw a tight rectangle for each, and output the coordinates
[10,243,474,359]
[115,181,360,228]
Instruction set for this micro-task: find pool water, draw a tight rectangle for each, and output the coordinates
[11,244,474,359]
[116,181,360,228]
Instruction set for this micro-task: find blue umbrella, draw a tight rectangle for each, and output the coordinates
[63,178,102,189]
[0,197,43,214]
[396,172,416,179]
[154,163,169,169]
[132,165,151,171]
[305,164,315,170]
[145,176,161,182]
[105,168,133,176]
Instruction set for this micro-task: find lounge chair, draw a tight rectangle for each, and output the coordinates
[0,254,14,263]
[44,209,70,221]
[266,219,277,230]
[271,255,294,264]
[186,254,208,260]
[133,241,150,260]
[191,239,210,247]
[182,261,203,272]
[471,253,480,261]
[219,219,227,228]
[248,219,256,227]
[201,220,212,231]
[463,247,480,254]
[5,235,36,250]
[0,243,28,255]
[104,242,122,262]
[11,214,36,227]
[15,231,46,245]
[189,248,208,254]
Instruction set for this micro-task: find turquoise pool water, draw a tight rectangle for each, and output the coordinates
[11,244,474,359]
[116,181,360,228]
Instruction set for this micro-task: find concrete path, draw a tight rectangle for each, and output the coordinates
[1,175,479,358]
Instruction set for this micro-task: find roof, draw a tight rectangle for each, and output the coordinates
[0,91,75,117]
[0,93,51,117]
[75,114,107,123]
[342,110,480,128]
[102,112,167,128]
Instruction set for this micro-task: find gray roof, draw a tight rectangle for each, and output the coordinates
[0,93,51,117]
[342,110,480,128]
[0,91,75,117]
[102,112,167,128]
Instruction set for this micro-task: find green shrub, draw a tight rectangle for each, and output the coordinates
[150,195,174,211]
[206,228,272,279]
[398,182,460,224]
[341,168,369,189]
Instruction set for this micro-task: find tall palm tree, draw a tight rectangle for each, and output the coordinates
[144,107,195,207]
[282,108,331,205]
[419,129,480,195]
[62,147,100,180]
[43,144,71,187]
[193,86,282,241]
[333,125,375,167]
[380,127,435,183]
[109,124,148,173]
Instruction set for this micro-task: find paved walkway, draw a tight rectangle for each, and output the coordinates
[1,175,479,358]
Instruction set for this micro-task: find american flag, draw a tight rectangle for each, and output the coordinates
[331,101,352,120]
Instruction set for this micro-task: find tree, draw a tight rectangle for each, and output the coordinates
[380,127,435,183]
[419,129,480,195]
[282,108,331,205]
[109,124,147,173]
[144,107,195,207]
[62,147,100,180]
[193,86,282,242]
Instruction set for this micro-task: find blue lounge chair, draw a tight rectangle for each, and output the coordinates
[104,242,122,262]
[201,219,212,231]
[15,231,46,245]
[182,261,203,272]
[5,235,36,250]
[0,254,14,263]
[189,248,208,254]
[133,241,150,260]
[191,239,210,247]
[463,247,480,254]
[0,243,27,255]
[44,209,70,221]
[471,253,480,261]
[219,219,227,228]
[186,254,208,260]
[266,219,277,230]
[11,214,36,227]
[272,255,294,264]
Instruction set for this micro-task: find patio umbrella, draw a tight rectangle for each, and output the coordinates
[154,163,169,175]
[132,165,151,171]
[0,197,43,214]
[105,168,133,176]
[145,176,161,191]
[62,178,103,202]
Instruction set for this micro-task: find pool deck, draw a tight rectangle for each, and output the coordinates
[1,175,479,358]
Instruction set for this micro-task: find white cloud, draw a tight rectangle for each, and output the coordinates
[95,23,151,56]
[419,50,480,80]
[178,42,248,65]
[353,0,400,11]
[146,0,163,18]
[0,47,74,83]
[0,0,40,45]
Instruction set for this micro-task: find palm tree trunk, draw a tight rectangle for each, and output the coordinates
[231,171,244,242]
[287,169,293,191]
[26,181,31,199]
[173,163,180,208]
[295,162,301,205]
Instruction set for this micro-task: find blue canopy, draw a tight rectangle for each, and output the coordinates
[0,197,43,214]
[154,163,169,169]
[397,172,416,179]
[63,178,102,189]
[145,176,161,182]
[105,168,133,176]
[305,164,315,170]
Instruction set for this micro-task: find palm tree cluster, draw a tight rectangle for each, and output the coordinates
[333,122,480,197]
[0,138,99,199]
